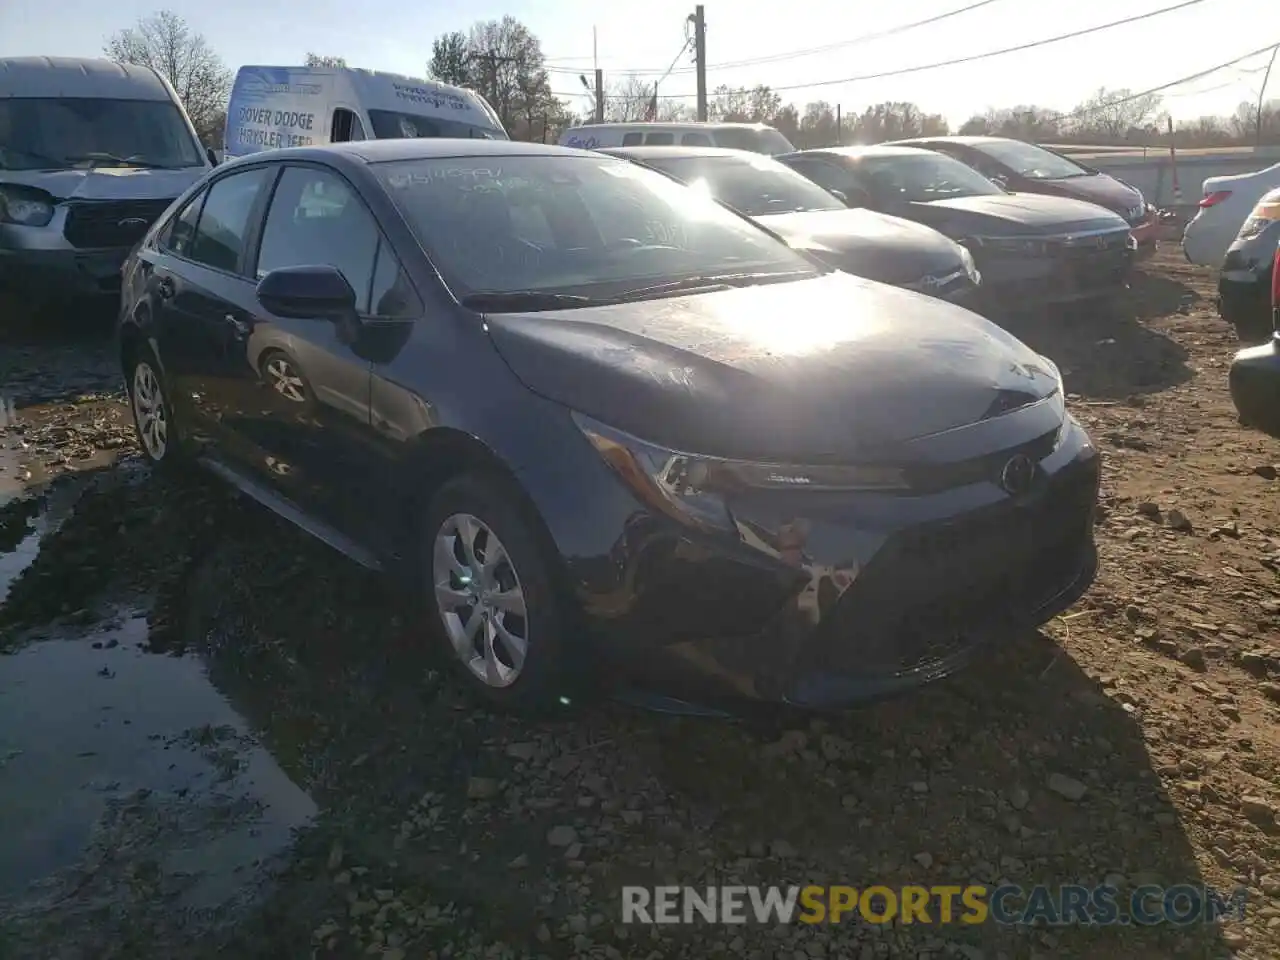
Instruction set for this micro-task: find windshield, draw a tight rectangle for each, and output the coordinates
[973,140,1090,180]
[0,98,203,171]
[712,127,796,155]
[651,155,845,216]
[859,153,1006,203]
[375,154,818,300]
[367,109,508,141]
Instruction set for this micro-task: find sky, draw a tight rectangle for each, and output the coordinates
[2,0,1279,127]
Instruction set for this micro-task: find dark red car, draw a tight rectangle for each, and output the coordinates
[890,136,1159,256]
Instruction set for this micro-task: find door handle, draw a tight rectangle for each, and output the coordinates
[156,276,175,300]
[225,315,251,338]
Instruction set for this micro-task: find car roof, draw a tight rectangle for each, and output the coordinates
[566,121,776,131]
[890,136,1016,148]
[598,145,765,162]
[218,138,600,168]
[779,145,936,161]
[0,56,170,101]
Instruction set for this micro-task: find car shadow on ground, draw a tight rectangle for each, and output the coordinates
[1000,283,1194,402]
[0,470,1231,959]
[150,507,1225,958]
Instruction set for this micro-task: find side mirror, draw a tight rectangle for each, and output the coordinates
[841,187,872,209]
[989,174,1009,190]
[256,265,357,320]
[829,189,849,204]
[206,147,219,167]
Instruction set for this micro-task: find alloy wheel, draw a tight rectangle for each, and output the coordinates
[432,513,529,688]
[265,355,307,403]
[132,360,168,461]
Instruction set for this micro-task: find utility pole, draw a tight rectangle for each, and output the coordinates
[835,105,842,145]
[594,68,605,123]
[691,5,707,122]
[1257,44,1278,147]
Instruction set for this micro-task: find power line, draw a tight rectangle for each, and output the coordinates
[559,0,1208,98]
[543,0,1005,77]
[762,0,1209,94]
[1047,41,1279,123]
[694,0,1006,72]
[549,38,1280,116]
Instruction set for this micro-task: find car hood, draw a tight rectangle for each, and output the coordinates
[756,209,965,285]
[0,166,208,202]
[1029,173,1141,213]
[484,272,1061,462]
[905,193,1127,236]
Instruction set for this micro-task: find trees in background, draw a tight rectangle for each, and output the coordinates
[98,12,1280,148]
[104,10,231,145]
[427,17,573,142]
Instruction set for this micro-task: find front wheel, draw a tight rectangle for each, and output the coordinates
[420,472,574,714]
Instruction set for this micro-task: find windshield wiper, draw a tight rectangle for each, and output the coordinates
[65,152,171,169]
[460,291,598,312]
[0,147,69,170]
[612,270,816,302]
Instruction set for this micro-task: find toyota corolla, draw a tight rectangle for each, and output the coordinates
[117,139,1100,715]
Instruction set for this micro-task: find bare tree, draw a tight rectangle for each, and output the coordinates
[305,53,347,68]
[104,10,231,143]
[1070,87,1163,141]
[602,76,692,122]
[708,84,781,124]
[465,17,551,134]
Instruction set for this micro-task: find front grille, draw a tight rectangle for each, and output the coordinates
[806,462,1098,677]
[1050,231,1131,290]
[63,199,172,249]
[901,426,1059,493]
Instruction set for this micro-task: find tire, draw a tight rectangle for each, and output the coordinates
[126,345,184,469]
[1233,316,1274,346]
[419,471,575,714]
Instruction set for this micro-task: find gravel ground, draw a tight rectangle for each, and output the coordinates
[1,250,1279,960]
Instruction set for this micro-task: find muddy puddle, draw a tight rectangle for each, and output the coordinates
[0,465,318,953]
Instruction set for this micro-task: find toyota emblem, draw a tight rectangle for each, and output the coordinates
[999,454,1036,496]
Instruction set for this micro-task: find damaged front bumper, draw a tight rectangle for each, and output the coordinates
[590,415,1101,713]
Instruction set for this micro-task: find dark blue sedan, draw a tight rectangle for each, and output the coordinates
[117,139,1099,715]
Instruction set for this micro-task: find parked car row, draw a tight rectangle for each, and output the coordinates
[6,56,1112,716]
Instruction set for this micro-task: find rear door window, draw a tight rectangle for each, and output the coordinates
[158,188,207,259]
[189,167,272,273]
[621,132,644,146]
[681,133,713,146]
[644,132,675,145]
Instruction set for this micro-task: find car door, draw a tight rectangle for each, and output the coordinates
[231,162,391,540]
[148,165,275,458]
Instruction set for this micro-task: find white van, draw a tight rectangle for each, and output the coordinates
[224,66,507,160]
[559,122,795,155]
[0,56,211,305]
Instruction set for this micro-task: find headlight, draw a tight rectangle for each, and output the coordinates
[0,185,56,227]
[957,244,980,283]
[1037,353,1064,393]
[1125,233,1138,251]
[573,413,909,532]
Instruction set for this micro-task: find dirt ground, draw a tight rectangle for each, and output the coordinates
[1,250,1279,960]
